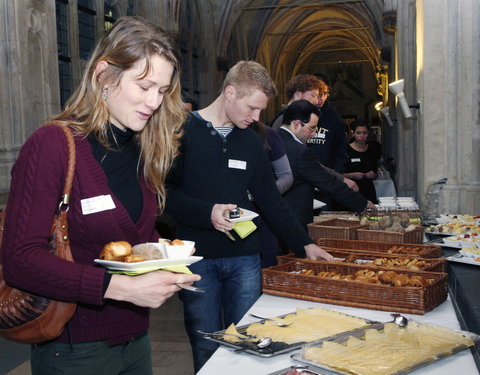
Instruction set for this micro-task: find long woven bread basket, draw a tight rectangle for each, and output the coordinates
[277,250,446,273]
[314,238,441,258]
[307,218,368,240]
[356,226,425,243]
[262,259,448,315]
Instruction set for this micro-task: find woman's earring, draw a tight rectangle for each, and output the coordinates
[102,88,108,100]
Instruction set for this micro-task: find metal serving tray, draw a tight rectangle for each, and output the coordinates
[198,309,378,357]
[292,321,480,375]
[266,365,326,375]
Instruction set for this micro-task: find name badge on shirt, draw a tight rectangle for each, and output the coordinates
[351,158,361,163]
[228,159,247,170]
[317,133,326,139]
[81,195,116,215]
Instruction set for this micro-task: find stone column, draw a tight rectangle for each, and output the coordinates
[0,0,59,201]
[416,0,480,214]
[393,0,418,198]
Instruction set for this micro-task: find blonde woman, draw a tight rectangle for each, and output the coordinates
[3,16,199,375]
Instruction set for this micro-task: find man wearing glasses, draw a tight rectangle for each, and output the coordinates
[278,100,374,230]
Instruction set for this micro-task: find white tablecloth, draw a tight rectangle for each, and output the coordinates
[373,178,397,198]
[198,294,478,375]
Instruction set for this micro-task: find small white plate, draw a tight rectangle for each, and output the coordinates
[460,249,480,258]
[94,256,203,271]
[443,237,464,248]
[447,254,480,266]
[226,208,259,223]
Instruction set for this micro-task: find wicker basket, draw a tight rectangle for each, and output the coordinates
[262,260,448,315]
[277,250,446,273]
[376,209,422,220]
[313,211,357,222]
[356,226,425,244]
[314,238,441,258]
[307,218,367,240]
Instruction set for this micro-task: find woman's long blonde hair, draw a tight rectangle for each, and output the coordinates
[52,16,185,211]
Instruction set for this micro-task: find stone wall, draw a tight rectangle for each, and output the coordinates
[416,0,480,214]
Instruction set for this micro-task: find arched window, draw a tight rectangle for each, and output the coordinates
[55,0,71,107]
[104,0,118,32]
[179,1,201,107]
[78,0,96,60]
[127,0,137,16]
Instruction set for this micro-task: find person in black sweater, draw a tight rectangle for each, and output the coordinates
[165,61,333,372]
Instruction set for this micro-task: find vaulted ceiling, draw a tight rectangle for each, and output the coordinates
[218,0,392,119]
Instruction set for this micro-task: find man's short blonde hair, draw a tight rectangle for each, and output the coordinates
[222,60,277,98]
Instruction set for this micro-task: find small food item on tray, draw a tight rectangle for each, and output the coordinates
[223,323,249,343]
[443,235,464,247]
[371,257,428,270]
[161,239,195,259]
[461,246,480,257]
[131,243,164,260]
[100,241,132,261]
[301,321,474,375]
[364,213,421,233]
[387,245,425,254]
[428,221,480,234]
[245,307,368,345]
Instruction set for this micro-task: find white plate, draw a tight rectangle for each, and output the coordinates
[94,256,203,271]
[460,249,480,258]
[447,254,480,266]
[442,237,464,248]
[226,208,259,223]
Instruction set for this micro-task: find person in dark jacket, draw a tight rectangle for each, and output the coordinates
[278,100,375,229]
[165,61,334,372]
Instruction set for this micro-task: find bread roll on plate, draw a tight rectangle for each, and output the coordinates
[100,241,132,261]
[132,243,164,260]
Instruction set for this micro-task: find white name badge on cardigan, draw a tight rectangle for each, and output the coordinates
[351,158,361,163]
[228,159,247,170]
[81,195,116,215]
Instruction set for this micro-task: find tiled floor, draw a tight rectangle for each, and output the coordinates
[3,296,194,375]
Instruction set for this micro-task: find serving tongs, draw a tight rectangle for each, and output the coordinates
[249,313,293,327]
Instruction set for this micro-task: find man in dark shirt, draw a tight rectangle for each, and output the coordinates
[166,61,333,372]
[278,100,375,229]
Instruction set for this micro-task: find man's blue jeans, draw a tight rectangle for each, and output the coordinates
[179,254,261,373]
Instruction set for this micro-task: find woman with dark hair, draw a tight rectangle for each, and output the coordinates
[2,16,200,374]
[343,120,379,203]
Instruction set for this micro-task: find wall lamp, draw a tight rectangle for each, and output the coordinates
[388,79,420,119]
[375,101,395,127]
[380,107,395,127]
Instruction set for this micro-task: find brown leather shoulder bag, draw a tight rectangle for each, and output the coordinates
[0,124,77,344]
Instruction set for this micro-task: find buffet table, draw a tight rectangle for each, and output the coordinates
[198,293,478,375]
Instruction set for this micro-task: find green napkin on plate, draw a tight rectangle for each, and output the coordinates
[232,220,257,239]
[108,265,192,276]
